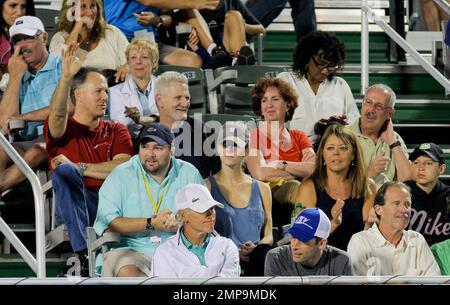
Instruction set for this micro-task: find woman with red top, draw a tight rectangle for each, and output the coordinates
[247,77,316,229]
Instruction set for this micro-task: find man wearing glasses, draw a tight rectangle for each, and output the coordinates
[0,16,62,196]
[348,84,412,189]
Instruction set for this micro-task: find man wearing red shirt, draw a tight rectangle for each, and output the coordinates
[44,44,134,276]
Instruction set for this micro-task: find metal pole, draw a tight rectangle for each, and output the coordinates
[0,133,46,278]
[362,6,450,93]
[433,0,450,15]
[361,0,369,95]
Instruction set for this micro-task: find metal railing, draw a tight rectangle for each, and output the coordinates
[0,276,448,284]
[0,133,46,278]
[360,0,450,95]
[434,0,450,15]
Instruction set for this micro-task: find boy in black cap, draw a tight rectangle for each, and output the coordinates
[404,143,450,246]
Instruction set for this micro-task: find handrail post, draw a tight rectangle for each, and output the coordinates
[361,0,369,95]
[362,6,450,93]
[0,132,46,278]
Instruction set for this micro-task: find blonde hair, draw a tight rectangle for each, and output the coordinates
[125,38,159,71]
[56,0,107,41]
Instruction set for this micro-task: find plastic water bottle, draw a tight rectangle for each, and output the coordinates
[291,202,304,225]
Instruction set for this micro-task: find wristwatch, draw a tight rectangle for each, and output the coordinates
[146,217,154,231]
[78,162,87,176]
[281,161,288,170]
[389,140,401,150]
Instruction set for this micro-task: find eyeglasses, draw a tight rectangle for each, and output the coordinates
[11,32,42,45]
[311,56,339,73]
[362,98,389,111]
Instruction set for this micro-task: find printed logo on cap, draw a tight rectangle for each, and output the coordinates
[419,143,431,150]
[192,198,200,203]
[16,20,23,25]
[295,216,314,230]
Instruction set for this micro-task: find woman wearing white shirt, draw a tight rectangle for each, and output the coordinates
[108,38,159,132]
[277,31,359,144]
[50,0,129,82]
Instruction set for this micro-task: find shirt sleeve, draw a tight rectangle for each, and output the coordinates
[49,31,68,57]
[292,130,313,155]
[416,234,442,275]
[219,239,241,277]
[347,234,372,276]
[93,173,123,236]
[151,245,177,277]
[108,86,135,126]
[110,25,129,66]
[264,248,281,276]
[111,123,135,157]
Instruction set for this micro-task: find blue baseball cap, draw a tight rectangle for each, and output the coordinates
[138,123,174,145]
[288,208,331,243]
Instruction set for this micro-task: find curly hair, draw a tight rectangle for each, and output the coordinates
[292,31,346,81]
[0,0,35,38]
[126,37,159,71]
[251,77,298,122]
[56,0,107,42]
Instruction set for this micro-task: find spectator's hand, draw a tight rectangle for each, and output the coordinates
[266,160,284,170]
[164,213,181,232]
[61,42,85,81]
[239,241,256,262]
[196,0,220,10]
[365,207,379,229]
[330,198,345,227]
[187,29,199,52]
[114,64,128,83]
[8,46,28,81]
[380,119,395,145]
[51,154,75,170]
[367,149,390,177]
[151,209,173,231]
[133,11,160,26]
[124,106,141,124]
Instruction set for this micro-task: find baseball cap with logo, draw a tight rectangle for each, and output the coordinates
[9,16,45,40]
[138,123,174,145]
[288,208,331,243]
[216,121,248,148]
[409,143,444,164]
[176,184,224,213]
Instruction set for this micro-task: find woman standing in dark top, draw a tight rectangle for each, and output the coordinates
[297,124,376,250]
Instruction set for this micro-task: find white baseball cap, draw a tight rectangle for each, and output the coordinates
[216,121,248,148]
[9,16,45,40]
[176,184,224,213]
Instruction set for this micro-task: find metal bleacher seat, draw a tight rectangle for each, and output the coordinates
[211,65,287,115]
[154,65,209,114]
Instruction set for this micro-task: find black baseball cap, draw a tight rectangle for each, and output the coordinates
[409,143,444,164]
[138,123,174,145]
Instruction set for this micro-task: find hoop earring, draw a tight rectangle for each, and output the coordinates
[351,160,355,166]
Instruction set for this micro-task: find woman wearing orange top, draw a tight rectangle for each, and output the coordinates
[247,77,316,228]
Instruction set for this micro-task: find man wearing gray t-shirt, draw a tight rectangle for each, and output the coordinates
[264,208,353,276]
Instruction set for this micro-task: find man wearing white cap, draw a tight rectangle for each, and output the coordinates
[0,16,63,194]
[265,208,353,276]
[151,183,240,277]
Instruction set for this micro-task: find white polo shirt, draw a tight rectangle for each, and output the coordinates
[347,223,441,276]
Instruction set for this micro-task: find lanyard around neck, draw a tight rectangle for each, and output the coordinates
[140,167,169,214]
